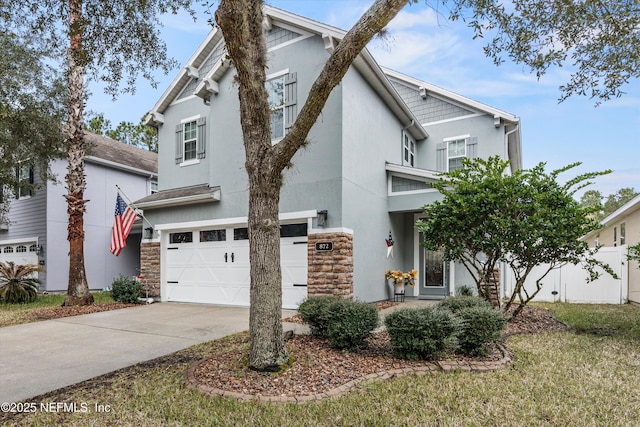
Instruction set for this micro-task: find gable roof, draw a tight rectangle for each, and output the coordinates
[84,132,157,176]
[145,5,428,141]
[383,68,520,125]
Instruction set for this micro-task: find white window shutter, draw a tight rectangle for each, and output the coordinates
[436,142,447,172]
[467,137,478,159]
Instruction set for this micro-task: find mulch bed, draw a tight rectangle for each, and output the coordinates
[191,304,569,399]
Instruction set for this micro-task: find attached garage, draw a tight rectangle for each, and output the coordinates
[162,223,308,309]
[0,238,39,266]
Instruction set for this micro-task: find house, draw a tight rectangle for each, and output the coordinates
[0,132,157,292]
[583,194,640,304]
[135,6,522,309]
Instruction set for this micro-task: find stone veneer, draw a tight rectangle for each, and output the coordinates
[140,241,161,297]
[307,232,354,299]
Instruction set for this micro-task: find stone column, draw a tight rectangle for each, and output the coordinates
[307,231,353,299]
[140,241,161,297]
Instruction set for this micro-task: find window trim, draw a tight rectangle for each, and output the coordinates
[179,115,200,166]
[266,69,289,144]
[16,164,34,199]
[403,133,415,167]
[620,222,626,246]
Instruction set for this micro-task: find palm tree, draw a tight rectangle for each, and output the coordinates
[0,262,42,304]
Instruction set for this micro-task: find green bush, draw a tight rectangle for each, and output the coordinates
[325,298,379,351]
[456,305,506,356]
[110,275,142,304]
[437,295,492,313]
[298,296,343,339]
[384,307,462,360]
[0,261,41,304]
[456,285,474,296]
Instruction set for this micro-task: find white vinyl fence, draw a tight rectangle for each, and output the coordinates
[504,246,628,304]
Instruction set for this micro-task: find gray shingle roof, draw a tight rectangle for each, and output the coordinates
[84,132,157,174]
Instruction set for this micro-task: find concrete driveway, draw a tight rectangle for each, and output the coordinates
[0,303,297,403]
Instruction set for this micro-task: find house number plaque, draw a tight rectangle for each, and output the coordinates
[315,242,333,251]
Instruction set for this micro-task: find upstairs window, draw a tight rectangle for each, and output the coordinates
[267,76,285,141]
[403,134,415,167]
[16,164,34,199]
[175,117,206,165]
[447,139,467,171]
[436,136,478,172]
[620,222,626,245]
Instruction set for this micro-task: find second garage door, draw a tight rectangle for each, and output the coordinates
[165,224,308,309]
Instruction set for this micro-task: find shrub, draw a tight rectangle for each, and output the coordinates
[298,296,343,339]
[456,305,506,356]
[456,285,474,296]
[384,307,462,360]
[0,261,41,304]
[110,275,142,304]
[437,295,492,313]
[325,298,379,351]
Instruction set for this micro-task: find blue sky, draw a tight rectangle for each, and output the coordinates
[87,0,639,197]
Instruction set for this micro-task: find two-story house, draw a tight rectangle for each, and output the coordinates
[0,132,157,292]
[135,6,522,309]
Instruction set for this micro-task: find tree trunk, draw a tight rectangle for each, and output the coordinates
[63,0,93,306]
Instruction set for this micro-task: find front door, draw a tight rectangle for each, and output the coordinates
[418,233,449,299]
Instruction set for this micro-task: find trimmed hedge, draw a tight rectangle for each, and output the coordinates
[110,275,142,304]
[326,299,379,351]
[456,305,506,356]
[437,295,492,313]
[384,307,462,360]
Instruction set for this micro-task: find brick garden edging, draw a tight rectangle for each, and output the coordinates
[185,343,513,404]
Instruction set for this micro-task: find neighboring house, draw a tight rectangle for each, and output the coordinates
[0,132,157,292]
[135,6,522,309]
[583,194,640,304]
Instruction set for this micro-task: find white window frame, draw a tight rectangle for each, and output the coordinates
[443,134,470,172]
[17,164,33,199]
[403,133,415,167]
[266,69,289,144]
[180,115,200,166]
[620,222,626,245]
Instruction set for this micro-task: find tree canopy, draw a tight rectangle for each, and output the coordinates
[417,157,614,318]
[450,0,640,104]
[0,32,66,193]
[580,187,639,221]
[86,113,158,152]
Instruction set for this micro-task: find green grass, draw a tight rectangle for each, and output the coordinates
[1,303,638,426]
[0,291,115,327]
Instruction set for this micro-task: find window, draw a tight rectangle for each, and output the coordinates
[16,245,27,253]
[280,223,307,238]
[620,222,626,245]
[266,76,285,141]
[150,180,158,194]
[175,117,205,164]
[234,227,249,240]
[200,229,226,242]
[3,247,13,253]
[447,139,466,171]
[594,234,599,248]
[613,227,617,247]
[29,244,37,252]
[169,232,193,244]
[16,164,34,199]
[403,134,415,167]
[183,121,197,161]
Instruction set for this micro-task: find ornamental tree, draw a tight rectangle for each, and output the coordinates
[417,157,615,318]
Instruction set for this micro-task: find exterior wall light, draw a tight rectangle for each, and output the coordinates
[317,210,328,227]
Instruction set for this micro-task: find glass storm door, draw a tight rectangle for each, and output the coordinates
[419,233,449,298]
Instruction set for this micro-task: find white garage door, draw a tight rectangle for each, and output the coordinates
[0,241,39,266]
[165,224,308,309]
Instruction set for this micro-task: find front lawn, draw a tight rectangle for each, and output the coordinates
[1,303,638,426]
[0,291,119,327]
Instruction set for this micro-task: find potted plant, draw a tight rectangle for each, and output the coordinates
[385,269,417,298]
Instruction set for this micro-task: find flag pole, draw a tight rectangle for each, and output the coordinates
[115,184,154,231]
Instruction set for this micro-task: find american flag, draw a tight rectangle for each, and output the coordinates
[110,193,137,256]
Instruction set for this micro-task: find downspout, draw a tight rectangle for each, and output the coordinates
[502,123,520,299]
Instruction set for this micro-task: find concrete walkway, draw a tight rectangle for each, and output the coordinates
[0,303,297,403]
